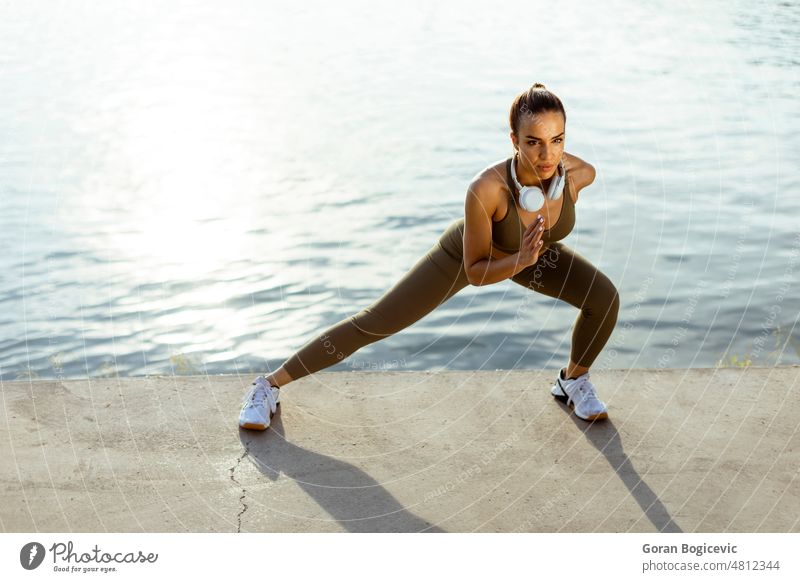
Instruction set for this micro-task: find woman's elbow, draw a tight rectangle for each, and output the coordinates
[463,262,483,286]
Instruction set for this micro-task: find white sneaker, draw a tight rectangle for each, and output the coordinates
[551,368,608,421]
[239,375,281,430]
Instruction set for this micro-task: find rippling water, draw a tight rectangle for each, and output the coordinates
[2,0,798,381]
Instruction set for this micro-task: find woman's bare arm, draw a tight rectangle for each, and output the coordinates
[462,177,545,286]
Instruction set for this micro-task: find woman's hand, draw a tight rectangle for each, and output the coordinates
[517,215,546,267]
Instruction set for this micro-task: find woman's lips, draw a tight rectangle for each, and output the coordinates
[539,165,554,172]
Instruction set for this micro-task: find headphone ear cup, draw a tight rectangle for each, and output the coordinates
[519,185,545,212]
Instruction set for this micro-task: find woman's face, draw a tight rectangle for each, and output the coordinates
[511,109,566,180]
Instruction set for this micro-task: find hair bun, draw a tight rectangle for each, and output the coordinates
[509,83,566,135]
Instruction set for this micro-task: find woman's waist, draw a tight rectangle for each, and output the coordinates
[435,217,465,259]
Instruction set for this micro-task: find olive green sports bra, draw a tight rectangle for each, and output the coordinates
[492,156,575,253]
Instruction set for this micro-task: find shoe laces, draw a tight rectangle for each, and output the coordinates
[242,377,277,414]
[565,373,601,408]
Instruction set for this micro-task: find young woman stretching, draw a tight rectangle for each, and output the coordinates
[240,83,620,429]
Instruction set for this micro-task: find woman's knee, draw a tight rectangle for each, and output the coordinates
[348,306,398,340]
[608,285,620,317]
[585,277,620,317]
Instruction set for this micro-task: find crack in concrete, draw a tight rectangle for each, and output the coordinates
[229,439,252,533]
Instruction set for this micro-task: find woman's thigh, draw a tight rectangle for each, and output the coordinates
[510,242,619,310]
[350,240,470,338]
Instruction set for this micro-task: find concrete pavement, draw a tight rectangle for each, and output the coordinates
[2,366,798,532]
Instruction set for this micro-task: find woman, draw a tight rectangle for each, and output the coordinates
[239,83,620,430]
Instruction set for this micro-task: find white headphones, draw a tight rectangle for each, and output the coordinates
[510,153,566,212]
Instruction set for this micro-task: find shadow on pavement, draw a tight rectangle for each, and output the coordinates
[240,412,445,532]
[560,407,683,533]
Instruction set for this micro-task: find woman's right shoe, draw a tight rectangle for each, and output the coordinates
[239,375,281,430]
[551,368,608,421]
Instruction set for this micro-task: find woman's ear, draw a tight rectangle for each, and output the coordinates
[509,131,518,152]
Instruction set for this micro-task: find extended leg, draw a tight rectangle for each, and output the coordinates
[280,242,470,383]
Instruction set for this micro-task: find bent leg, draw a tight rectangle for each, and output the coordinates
[511,243,620,368]
[283,241,470,381]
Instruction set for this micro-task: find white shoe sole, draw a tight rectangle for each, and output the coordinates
[551,382,608,422]
[239,400,281,431]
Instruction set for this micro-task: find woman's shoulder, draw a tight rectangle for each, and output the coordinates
[464,158,512,222]
[470,157,509,184]
[467,157,511,198]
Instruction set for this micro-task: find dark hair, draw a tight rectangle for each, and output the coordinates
[509,83,567,135]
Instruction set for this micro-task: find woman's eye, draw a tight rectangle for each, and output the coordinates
[527,139,563,145]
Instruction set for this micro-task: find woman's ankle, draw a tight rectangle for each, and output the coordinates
[264,366,294,389]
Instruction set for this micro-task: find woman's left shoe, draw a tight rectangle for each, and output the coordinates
[551,368,608,421]
[239,375,281,431]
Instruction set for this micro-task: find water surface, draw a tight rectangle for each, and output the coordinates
[1,0,798,381]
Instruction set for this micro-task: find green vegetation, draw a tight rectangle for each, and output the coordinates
[717,324,800,368]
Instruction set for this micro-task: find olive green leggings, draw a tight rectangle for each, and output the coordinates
[283,219,620,380]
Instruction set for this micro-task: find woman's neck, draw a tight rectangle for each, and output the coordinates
[515,156,549,189]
